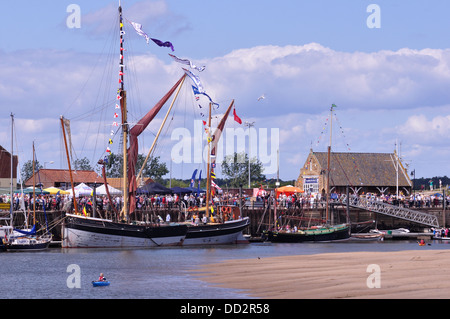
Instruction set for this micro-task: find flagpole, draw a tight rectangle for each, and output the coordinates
[118,3,129,221]
[206,103,212,218]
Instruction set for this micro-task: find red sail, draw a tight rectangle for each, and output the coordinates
[210,100,234,165]
[127,74,185,214]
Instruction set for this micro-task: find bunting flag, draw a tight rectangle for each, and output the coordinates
[211,180,222,191]
[129,20,150,44]
[192,85,219,108]
[151,38,174,51]
[184,68,205,93]
[233,108,242,124]
[128,20,174,51]
[169,54,205,72]
[210,171,216,179]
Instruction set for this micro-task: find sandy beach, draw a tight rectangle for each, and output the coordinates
[196,249,450,299]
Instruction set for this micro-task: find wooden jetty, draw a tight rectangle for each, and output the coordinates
[6,197,446,246]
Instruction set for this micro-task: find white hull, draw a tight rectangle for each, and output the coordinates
[183,230,247,245]
[182,217,250,246]
[62,227,185,248]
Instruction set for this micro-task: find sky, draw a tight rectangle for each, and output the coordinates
[1,0,450,185]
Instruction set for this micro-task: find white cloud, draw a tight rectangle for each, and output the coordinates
[2,43,450,179]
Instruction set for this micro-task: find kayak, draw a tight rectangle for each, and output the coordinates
[92,280,110,287]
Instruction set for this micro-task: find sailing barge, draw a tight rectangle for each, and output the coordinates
[61,2,248,248]
[61,3,189,249]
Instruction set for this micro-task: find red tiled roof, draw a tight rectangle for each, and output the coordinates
[24,169,102,188]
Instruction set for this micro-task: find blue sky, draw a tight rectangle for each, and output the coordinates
[1,0,450,185]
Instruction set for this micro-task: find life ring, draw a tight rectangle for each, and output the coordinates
[221,206,231,214]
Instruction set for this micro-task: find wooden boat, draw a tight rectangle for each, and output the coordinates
[350,232,384,241]
[61,3,191,248]
[92,281,110,287]
[267,224,350,243]
[266,106,350,243]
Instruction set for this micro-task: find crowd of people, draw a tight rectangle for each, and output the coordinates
[1,189,449,216]
[254,191,450,210]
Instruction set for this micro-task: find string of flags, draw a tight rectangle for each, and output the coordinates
[104,14,244,192]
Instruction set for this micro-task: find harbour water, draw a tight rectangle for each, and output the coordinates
[2,240,450,299]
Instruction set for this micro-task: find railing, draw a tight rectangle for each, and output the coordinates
[337,195,440,227]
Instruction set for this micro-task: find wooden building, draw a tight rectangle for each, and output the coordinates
[23,168,153,191]
[24,169,103,189]
[296,149,413,196]
[0,145,18,191]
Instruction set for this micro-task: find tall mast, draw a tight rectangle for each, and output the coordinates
[119,4,128,220]
[10,113,14,230]
[326,104,334,224]
[205,103,212,218]
[32,142,36,225]
[60,116,79,215]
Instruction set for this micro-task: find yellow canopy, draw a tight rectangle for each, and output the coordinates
[43,187,69,195]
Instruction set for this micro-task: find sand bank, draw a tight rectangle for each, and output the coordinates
[196,249,450,299]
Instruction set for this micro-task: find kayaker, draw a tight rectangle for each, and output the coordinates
[98,273,106,281]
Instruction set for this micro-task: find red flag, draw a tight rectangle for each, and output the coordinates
[233,108,242,124]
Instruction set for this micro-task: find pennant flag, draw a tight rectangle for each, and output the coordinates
[197,170,202,197]
[233,108,242,124]
[151,38,174,51]
[82,206,87,217]
[211,180,222,191]
[169,54,205,72]
[184,69,205,93]
[108,139,113,145]
[192,85,219,108]
[190,169,198,188]
[114,113,119,118]
[129,21,150,44]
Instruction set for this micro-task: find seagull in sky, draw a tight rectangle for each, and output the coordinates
[257,94,266,102]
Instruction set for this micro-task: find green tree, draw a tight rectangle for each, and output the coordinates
[73,157,93,171]
[221,152,265,188]
[137,154,168,183]
[21,160,42,182]
[104,153,168,181]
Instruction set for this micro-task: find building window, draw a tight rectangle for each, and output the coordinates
[303,176,319,193]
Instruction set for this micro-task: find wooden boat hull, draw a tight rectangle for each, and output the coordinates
[350,233,384,242]
[62,214,188,248]
[267,224,350,243]
[183,217,250,245]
